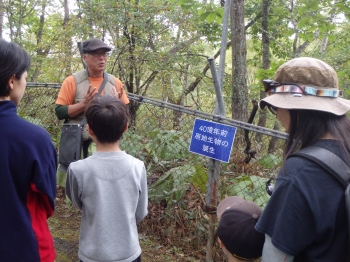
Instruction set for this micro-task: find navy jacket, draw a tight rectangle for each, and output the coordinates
[0,101,57,261]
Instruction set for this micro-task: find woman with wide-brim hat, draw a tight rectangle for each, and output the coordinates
[255,57,350,262]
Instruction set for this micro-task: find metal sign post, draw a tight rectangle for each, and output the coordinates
[204,0,231,261]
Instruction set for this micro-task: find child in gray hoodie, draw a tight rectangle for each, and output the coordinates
[66,95,148,262]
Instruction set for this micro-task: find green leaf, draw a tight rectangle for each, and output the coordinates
[206,13,218,23]
[192,164,208,193]
[226,175,270,207]
[258,154,282,169]
[148,164,195,205]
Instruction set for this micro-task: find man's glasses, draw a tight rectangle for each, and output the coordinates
[262,79,342,98]
[87,52,109,58]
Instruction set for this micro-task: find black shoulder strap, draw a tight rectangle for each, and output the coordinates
[291,145,350,262]
[80,71,108,126]
[292,146,350,187]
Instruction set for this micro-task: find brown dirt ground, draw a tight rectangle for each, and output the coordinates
[49,186,203,262]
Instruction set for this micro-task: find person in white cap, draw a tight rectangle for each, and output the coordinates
[216,196,265,262]
[255,57,350,261]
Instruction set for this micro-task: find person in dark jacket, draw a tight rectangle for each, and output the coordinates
[255,57,350,262]
[0,39,57,262]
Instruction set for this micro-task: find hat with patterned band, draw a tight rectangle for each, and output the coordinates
[259,57,350,116]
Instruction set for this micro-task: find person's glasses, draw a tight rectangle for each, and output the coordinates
[88,52,109,58]
[267,104,278,115]
[262,79,307,94]
[262,79,342,98]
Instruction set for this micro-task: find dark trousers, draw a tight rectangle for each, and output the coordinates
[80,255,141,262]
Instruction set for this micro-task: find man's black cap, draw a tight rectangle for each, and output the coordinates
[82,38,112,53]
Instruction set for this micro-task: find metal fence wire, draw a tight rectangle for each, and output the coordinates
[20,83,287,261]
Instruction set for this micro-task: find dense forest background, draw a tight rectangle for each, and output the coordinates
[1,0,350,123]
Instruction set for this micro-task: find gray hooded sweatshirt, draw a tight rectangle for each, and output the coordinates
[66,151,148,262]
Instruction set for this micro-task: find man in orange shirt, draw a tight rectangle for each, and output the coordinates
[55,38,129,188]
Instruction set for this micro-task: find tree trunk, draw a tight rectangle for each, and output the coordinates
[63,0,73,78]
[230,0,248,122]
[15,0,23,43]
[0,0,3,39]
[256,0,270,143]
[6,0,15,41]
[319,0,338,54]
[124,0,138,129]
[171,30,187,130]
[30,0,48,81]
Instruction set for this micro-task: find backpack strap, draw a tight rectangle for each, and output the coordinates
[292,146,350,187]
[291,145,350,262]
[106,73,116,87]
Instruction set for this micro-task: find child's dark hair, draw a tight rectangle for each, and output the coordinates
[85,95,129,143]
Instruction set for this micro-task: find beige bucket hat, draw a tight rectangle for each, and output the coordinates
[259,57,350,115]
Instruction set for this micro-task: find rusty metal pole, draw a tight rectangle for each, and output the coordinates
[205,0,231,261]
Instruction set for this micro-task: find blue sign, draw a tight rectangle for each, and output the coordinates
[189,118,236,163]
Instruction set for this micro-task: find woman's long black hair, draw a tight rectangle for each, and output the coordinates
[284,109,350,159]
